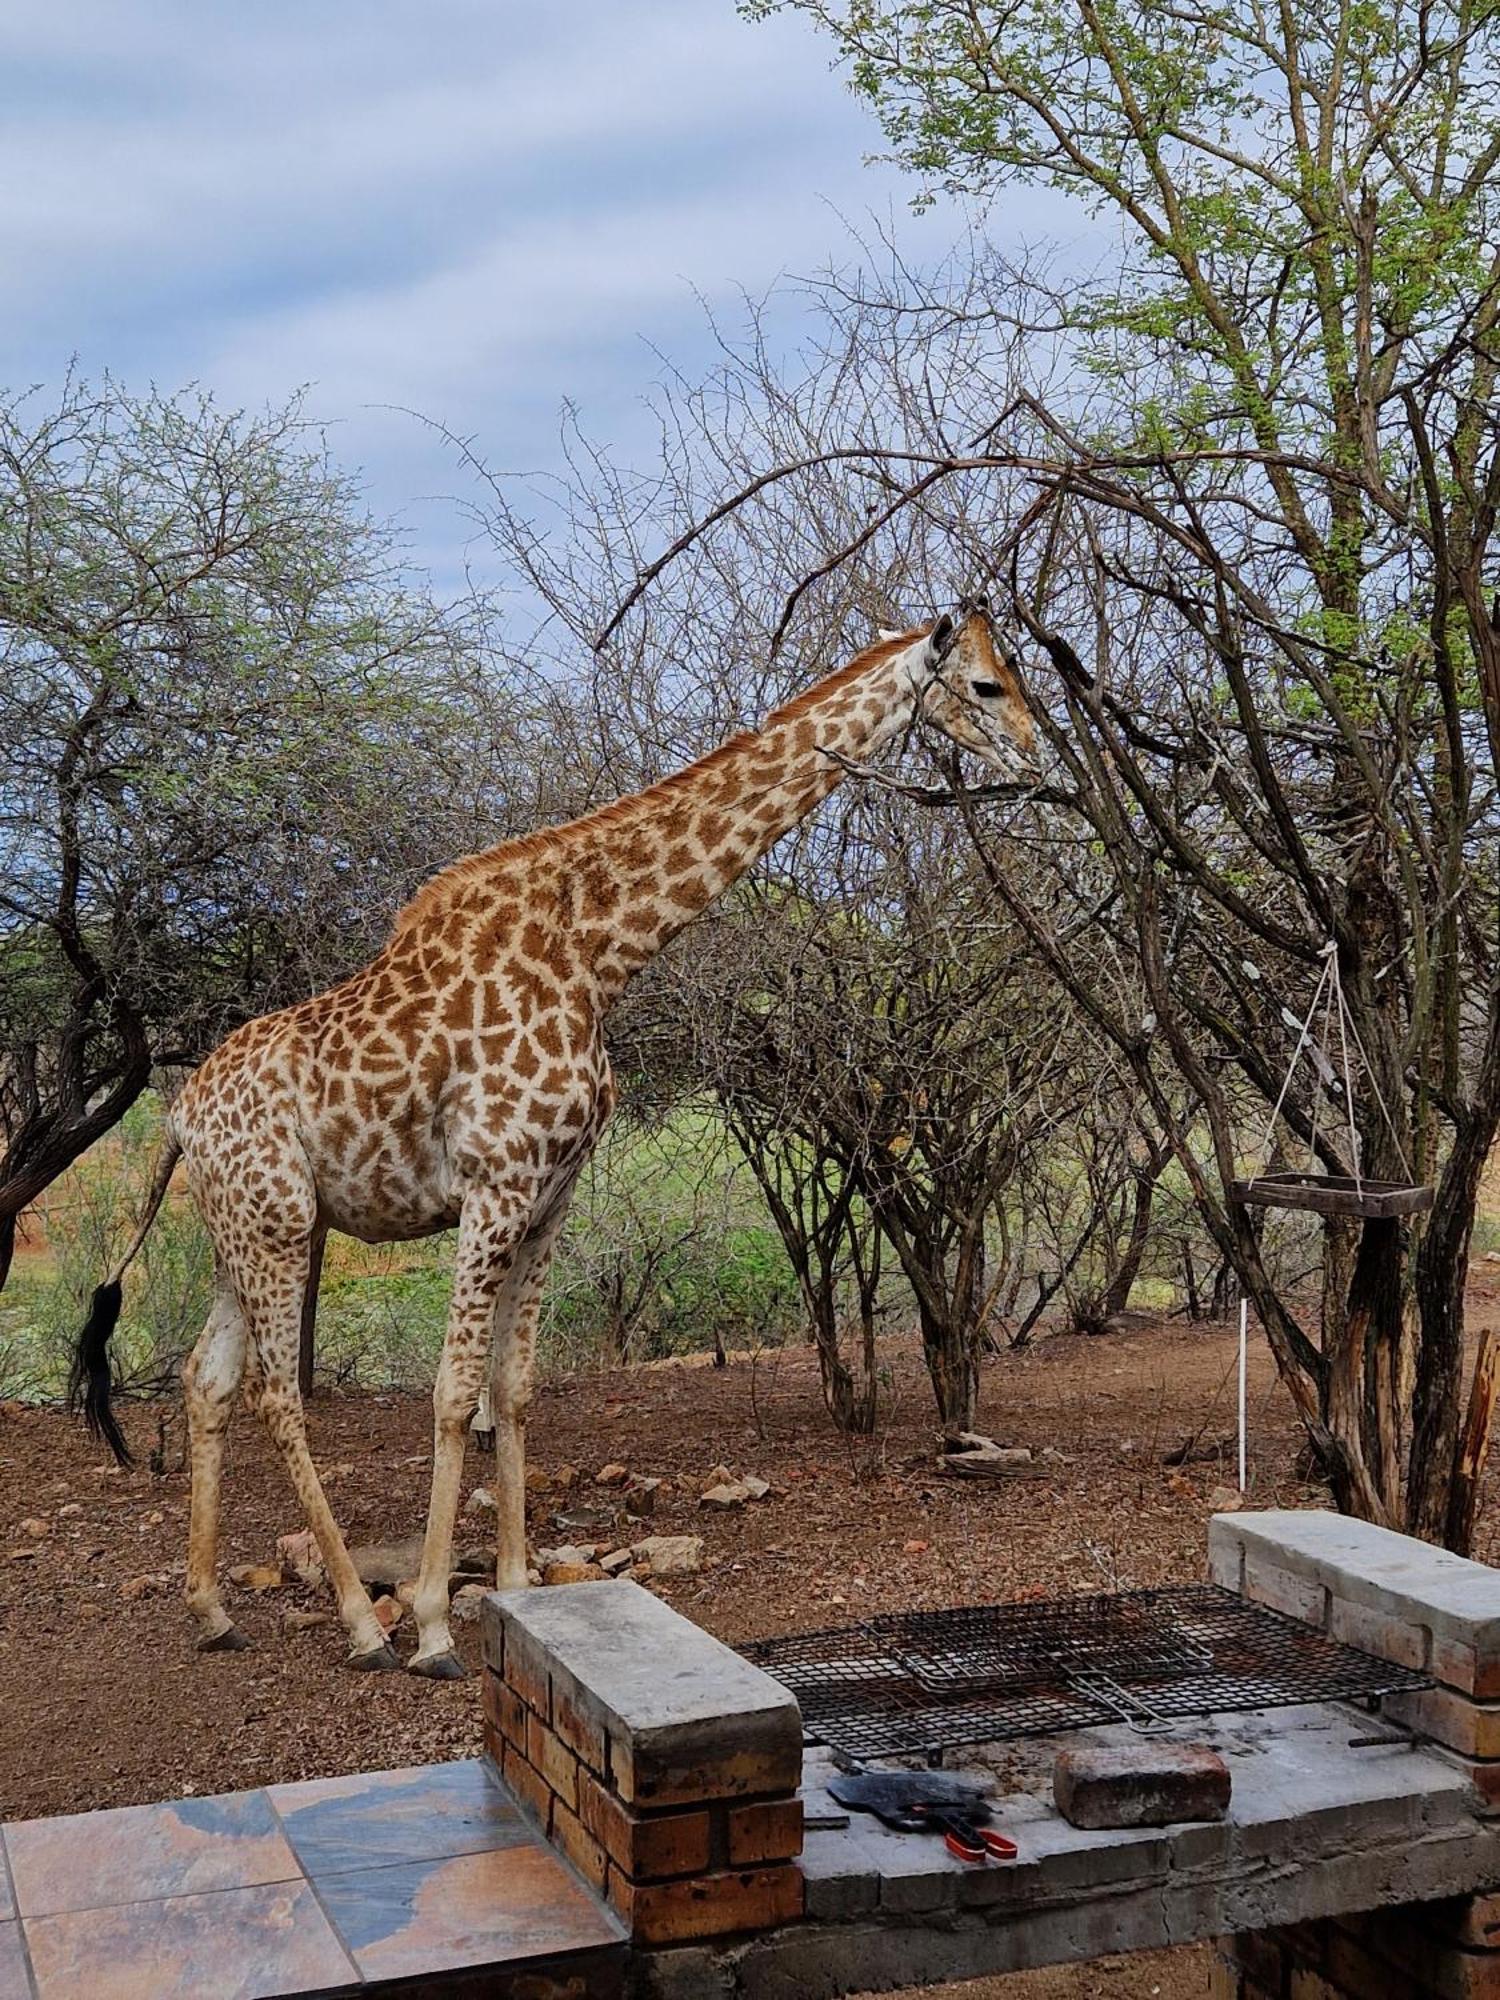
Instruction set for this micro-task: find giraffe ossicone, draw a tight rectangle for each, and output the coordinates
[69,604,1035,1676]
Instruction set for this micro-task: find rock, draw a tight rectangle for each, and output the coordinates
[904,1539,930,1555]
[599,1547,634,1576]
[524,1467,552,1492]
[1207,1485,1246,1513]
[555,1465,579,1490]
[450,1583,487,1624]
[527,1567,542,1586]
[228,1562,283,1592]
[623,1476,661,1518]
[120,1575,157,1599]
[631,1534,703,1577]
[276,1529,323,1586]
[551,1505,617,1540]
[1054,1743,1231,1829]
[8,1547,40,1562]
[350,1537,424,1592]
[465,1487,497,1515]
[701,1481,752,1509]
[742,1476,772,1501]
[283,1608,333,1632]
[537,1542,597,1568]
[543,1560,608,1586]
[595,1463,629,1487]
[706,1463,734,1486]
[395,1577,419,1608]
[455,1545,492,1575]
[372,1594,405,1633]
[56,1502,84,1519]
[19,1517,49,1537]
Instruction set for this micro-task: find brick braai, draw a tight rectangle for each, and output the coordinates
[480,1580,806,1946]
[1210,1509,1500,1999]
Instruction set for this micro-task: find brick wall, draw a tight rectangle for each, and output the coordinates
[1215,1903,1500,1998]
[1209,1510,1500,1999]
[1209,1511,1500,1812]
[480,1578,805,1946]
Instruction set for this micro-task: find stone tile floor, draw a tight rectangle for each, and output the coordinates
[0,1758,625,1999]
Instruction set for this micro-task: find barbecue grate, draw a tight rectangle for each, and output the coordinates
[741,1584,1428,1761]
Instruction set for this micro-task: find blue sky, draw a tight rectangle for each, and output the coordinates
[2,3,1065,598]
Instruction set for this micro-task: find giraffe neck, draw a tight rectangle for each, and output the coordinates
[576,636,921,998]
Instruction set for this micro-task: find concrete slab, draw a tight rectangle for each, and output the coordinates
[1209,1510,1500,1656]
[632,1703,1500,1999]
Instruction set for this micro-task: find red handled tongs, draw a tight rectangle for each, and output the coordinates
[910,1802,1019,1864]
[827,1771,1019,1866]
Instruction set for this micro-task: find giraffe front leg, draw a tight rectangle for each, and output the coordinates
[409,1185,529,1679]
[491,1211,570,1592]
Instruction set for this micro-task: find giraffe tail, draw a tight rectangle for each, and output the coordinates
[67,1130,183,1467]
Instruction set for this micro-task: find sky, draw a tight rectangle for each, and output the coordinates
[1,2,1067,602]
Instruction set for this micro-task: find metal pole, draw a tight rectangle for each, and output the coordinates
[1238,1295,1249,1493]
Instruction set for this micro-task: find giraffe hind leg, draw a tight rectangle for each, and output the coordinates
[183,1272,250,1651]
[230,1236,395,1667]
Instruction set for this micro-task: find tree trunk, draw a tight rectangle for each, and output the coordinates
[1102,1162,1160,1317]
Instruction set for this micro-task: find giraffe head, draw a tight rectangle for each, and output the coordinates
[907,596,1036,772]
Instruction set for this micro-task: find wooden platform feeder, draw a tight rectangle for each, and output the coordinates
[1230,1173,1434,1220]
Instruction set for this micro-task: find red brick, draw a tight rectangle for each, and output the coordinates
[481,1670,528,1752]
[550,1797,609,1894]
[553,1682,607,1773]
[1229,1926,1290,1986]
[1385,1684,1500,1759]
[1243,1559,1328,1629]
[1433,1634,1500,1701]
[606,1862,803,1943]
[1053,1742,1229,1828]
[1327,1597,1429,1672]
[1421,1895,1500,1951]
[1287,1972,1341,2000]
[502,1741,554,1833]
[526,1712,580,1814]
[506,1644,550,1720]
[577,1769,711,1881]
[725,1798,804,1866]
[1323,1925,1407,2000]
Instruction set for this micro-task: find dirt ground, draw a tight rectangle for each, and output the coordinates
[7,1289,1490,2000]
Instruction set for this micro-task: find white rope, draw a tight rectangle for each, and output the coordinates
[1252,951,1334,1174]
[1238,1294,1248,1493]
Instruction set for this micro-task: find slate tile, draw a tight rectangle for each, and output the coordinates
[0,1922,31,2000]
[315,1843,624,1985]
[271,1760,524,1879]
[23,1879,356,2000]
[5,1791,300,1919]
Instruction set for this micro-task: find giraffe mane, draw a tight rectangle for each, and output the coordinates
[389,626,925,936]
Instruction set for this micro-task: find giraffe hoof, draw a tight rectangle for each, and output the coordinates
[347,1642,402,1672]
[408,1649,467,1682]
[197,1625,252,1654]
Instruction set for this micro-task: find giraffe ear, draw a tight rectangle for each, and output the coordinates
[927,613,957,663]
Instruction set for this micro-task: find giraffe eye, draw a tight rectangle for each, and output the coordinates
[971,679,1003,698]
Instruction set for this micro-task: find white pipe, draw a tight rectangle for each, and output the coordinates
[1238,1295,1249,1494]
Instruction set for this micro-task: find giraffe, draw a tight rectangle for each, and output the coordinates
[70,600,1035,1678]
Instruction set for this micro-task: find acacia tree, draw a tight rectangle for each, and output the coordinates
[732,0,1499,1543]
[0,378,505,1287]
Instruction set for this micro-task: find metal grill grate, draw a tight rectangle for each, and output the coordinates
[741,1584,1428,1761]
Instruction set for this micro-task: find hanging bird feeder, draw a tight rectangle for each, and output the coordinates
[1229,942,1433,1220]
